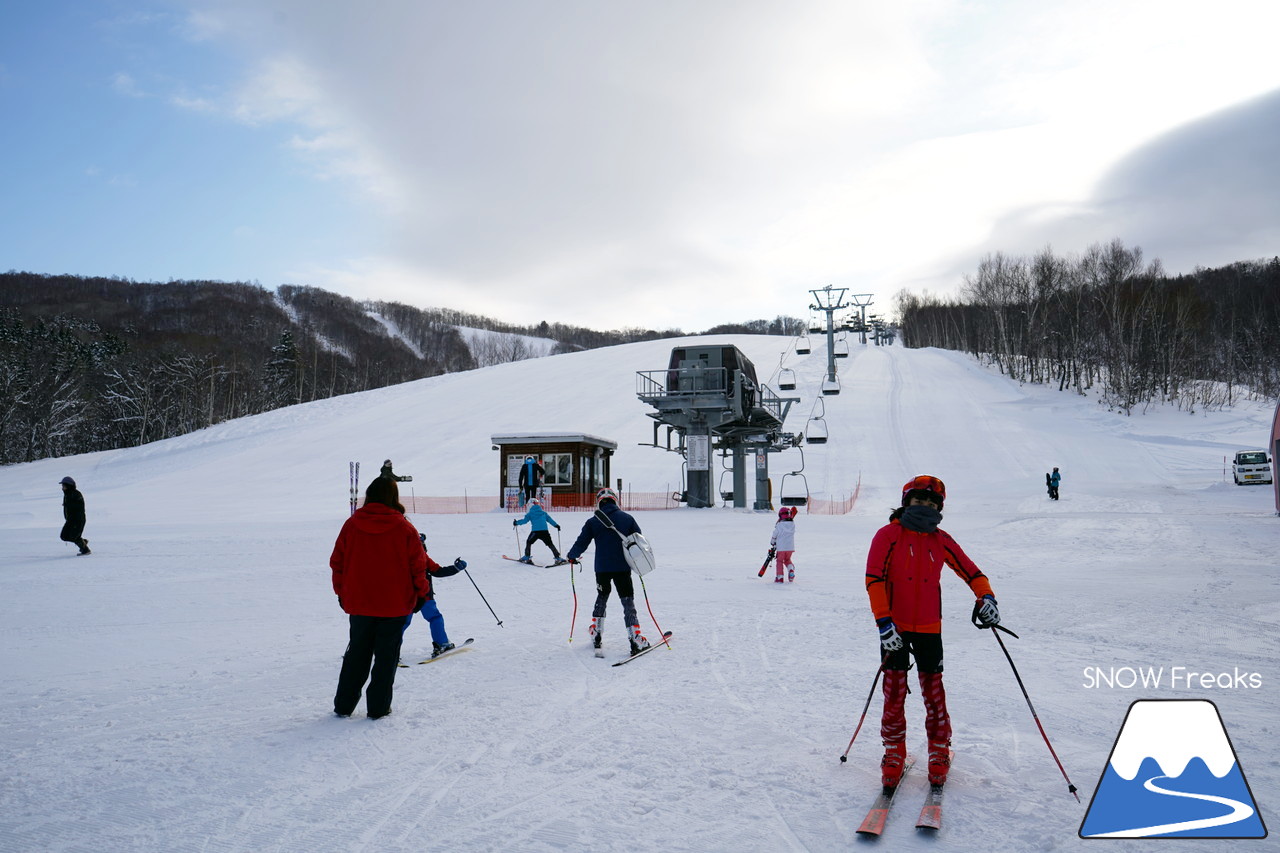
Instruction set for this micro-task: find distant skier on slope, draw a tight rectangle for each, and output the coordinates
[769,506,798,583]
[864,475,1001,788]
[513,498,565,565]
[1047,467,1061,500]
[566,488,651,656]
[59,476,90,555]
[517,455,544,505]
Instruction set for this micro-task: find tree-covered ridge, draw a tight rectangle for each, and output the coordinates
[0,272,800,463]
[896,241,1280,414]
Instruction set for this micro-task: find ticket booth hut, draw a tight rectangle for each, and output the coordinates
[491,432,617,509]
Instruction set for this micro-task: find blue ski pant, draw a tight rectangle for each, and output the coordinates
[402,599,449,645]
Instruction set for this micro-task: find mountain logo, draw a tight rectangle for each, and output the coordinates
[1080,699,1267,838]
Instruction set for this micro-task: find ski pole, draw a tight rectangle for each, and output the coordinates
[568,559,579,643]
[757,548,776,578]
[989,627,1079,801]
[840,654,889,763]
[461,564,504,628]
[636,571,670,649]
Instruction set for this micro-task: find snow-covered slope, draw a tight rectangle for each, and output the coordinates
[1,335,1276,852]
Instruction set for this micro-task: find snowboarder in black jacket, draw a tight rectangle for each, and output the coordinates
[59,476,90,555]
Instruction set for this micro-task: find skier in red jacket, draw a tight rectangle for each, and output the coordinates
[865,475,1000,787]
[331,476,428,719]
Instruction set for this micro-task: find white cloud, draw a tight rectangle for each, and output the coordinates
[173,0,1280,328]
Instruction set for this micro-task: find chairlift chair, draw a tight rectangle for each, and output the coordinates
[821,375,841,396]
[805,416,829,444]
[778,367,797,391]
[795,335,811,356]
[834,338,849,359]
[779,447,810,507]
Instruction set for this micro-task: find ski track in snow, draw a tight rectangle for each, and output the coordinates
[1,335,1277,852]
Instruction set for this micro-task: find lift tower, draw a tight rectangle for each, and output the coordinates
[810,285,850,395]
[637,344,799,509]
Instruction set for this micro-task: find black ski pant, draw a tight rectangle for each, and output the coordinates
[60,520,87,551]
[592,571,638,626]
[334,614,406,717]
[524,530,560,559]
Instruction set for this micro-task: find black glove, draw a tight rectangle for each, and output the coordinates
[414,596,427,613]
[513,520,518,527]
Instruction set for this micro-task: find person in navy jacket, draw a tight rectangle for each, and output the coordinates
[566,488,650,655]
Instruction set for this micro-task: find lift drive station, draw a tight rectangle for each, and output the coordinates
[637,344,799,509]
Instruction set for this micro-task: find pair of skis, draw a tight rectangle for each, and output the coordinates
[606,630,673,666]
[502,555,568,568]
[348,461,360,516]
[398,637,475,668]
[854,750,951,837]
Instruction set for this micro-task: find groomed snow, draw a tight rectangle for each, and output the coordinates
[2,335,1276,852]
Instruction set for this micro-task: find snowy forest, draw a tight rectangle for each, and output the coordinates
[0,273,801,464]
[895,240,1280,414]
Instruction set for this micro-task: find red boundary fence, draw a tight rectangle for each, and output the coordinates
[401,476,861,515]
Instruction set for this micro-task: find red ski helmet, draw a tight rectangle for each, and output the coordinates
[778,507,790,520]
[901,475,946,507]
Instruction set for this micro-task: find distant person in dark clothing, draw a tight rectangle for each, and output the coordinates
[380,459,405,481]
[1048,467,1061,500]
[59,477,90,555]
[518,456,545,505]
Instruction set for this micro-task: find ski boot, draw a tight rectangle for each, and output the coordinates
[787,567,795,582]
[431,641,456,658]
[628,625,650,656]
[518,555,534,565]
[927,742,951,786]
[880,742,907,788]
[591,617,605,657]
[774,573,785,583]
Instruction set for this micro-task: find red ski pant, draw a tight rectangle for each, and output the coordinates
[880,633,952,748]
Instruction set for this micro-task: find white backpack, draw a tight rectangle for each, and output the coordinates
[594,508,656,576]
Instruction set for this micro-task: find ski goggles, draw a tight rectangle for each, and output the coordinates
[901,475,946,504]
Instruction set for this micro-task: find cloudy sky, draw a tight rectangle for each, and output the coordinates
[2,1,1277,332]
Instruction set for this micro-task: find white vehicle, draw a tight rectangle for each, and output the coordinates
[1232,449,1273,485]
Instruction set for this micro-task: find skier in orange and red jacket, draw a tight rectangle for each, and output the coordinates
[865,475,1001,788]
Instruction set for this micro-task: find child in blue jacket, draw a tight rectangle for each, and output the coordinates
[513,499,565,565]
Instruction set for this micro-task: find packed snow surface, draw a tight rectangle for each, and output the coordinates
[2,335,1277,852]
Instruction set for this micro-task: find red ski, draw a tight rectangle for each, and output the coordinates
[855,755,915,837]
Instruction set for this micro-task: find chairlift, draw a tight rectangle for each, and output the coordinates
[795,335,811,356]
[718,468,735,506]
[778,367,797,391]
[779,447,810,507]
[805,416,829,444]
[834,338,849,359]
[821,375,841,396]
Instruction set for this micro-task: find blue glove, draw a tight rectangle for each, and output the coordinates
[453,558,467,571]
[876,617,903,652]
